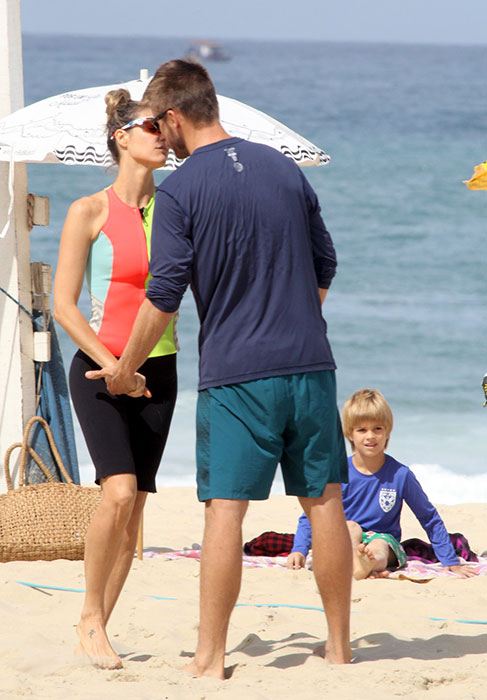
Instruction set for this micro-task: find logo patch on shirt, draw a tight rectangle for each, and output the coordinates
[225,146,244,172]
[379,488,396,513]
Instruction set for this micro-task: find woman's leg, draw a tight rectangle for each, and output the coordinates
[103,490,148,624]
[77,473,137,668]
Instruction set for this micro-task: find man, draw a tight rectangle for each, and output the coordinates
[89,59,352,678]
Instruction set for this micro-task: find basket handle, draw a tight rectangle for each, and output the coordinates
[20,416,73,486]
[4,442,23,491]
[4,442,57,490]
[4,416,74,488]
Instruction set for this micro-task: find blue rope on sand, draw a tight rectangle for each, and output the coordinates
[236,602,325,612]
[428,616,487,625]
[15,580,487,625]
[17,580,85,593]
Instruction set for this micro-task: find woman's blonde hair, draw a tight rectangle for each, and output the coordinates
[342,388,393,448]
[105,88,140,164]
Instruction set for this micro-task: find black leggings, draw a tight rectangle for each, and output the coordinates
[69,350,177,492]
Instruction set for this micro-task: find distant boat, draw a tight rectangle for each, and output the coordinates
[185,40,230,62]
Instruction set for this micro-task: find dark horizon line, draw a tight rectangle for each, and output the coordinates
[21,31,487,50]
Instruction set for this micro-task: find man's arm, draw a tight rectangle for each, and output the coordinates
[319,288,328,305]
[299,170,338,290]
[86,299,174,395]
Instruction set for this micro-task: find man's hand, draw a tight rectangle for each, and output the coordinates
[286,552,306,570]
[85,362,151,398]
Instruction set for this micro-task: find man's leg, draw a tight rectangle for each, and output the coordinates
[184,498,249,679]
[299,483,352,664]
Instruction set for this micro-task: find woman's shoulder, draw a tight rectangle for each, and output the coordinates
[68,190,108,219]
[65,190,109,240]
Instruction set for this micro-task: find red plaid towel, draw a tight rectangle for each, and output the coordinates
[243,531,294,556]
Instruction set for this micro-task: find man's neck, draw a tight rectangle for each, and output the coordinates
[185,122,231,155]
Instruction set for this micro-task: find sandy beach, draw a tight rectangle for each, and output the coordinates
[1,488,486,700]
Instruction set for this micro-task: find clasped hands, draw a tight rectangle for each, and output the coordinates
[85,361,151,398]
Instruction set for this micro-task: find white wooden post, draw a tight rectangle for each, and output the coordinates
[0,0,36,492]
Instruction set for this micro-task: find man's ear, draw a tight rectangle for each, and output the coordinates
[166,109,181,129]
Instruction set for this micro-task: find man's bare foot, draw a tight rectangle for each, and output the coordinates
[353,543,376,580]
[76,618,122,669]
[325,639,353,664]
[183,657,225,680]
[313,642,352,664]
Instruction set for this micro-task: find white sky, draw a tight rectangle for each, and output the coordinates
[20,0,487,44]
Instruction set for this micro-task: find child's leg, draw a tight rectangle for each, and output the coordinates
[354,533,402,580]
[347,521,376,580]
[346,520,363,548]
[361,538,393,572]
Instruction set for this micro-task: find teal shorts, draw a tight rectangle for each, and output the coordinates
[196,370,348,502]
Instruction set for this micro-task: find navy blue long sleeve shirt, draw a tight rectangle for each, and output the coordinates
[147,137,338,390]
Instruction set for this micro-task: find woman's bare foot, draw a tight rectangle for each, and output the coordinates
[353,543,376,580]
[76,617,122,669]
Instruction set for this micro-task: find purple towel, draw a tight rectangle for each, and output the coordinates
[401,532,478,563]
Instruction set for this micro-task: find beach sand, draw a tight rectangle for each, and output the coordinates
[1,488,486,699]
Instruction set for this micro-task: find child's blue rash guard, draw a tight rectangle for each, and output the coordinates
[292,455,458,566]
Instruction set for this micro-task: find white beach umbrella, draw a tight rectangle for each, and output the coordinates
[0,74,330,170]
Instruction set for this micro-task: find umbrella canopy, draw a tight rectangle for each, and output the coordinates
[0,76,330,170]
[463,161,487,191]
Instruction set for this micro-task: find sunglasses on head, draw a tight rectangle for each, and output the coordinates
[110,116,160,139]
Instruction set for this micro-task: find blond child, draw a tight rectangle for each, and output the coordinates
[287,389,477,579]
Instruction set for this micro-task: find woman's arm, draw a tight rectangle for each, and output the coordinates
[53,194,117,369]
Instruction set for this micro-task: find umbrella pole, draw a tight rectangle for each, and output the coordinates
[0,0,36,492]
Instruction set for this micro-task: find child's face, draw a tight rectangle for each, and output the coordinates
[351,420,389,461]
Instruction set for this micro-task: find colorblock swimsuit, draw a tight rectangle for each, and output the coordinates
[70,186,178,491]
[86,186,177,357]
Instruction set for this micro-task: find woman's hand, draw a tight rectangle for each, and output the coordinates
[86,363,151,398]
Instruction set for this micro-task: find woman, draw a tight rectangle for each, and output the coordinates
[54,89,177,669]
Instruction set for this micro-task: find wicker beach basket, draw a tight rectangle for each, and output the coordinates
[0,416,101,562]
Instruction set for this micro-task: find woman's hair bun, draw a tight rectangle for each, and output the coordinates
[105,89,132,119]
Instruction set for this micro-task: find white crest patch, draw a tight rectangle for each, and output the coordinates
[379,488,396,513]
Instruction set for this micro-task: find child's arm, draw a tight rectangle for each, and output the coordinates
[403,471,477,575]
[286,513,311,570]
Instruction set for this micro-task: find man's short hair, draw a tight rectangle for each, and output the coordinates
[143,59,219,126]
[342,388,394,448]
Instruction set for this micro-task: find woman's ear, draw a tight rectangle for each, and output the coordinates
[113,128,129,153]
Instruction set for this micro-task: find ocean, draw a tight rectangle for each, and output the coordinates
[22,35,487,502]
